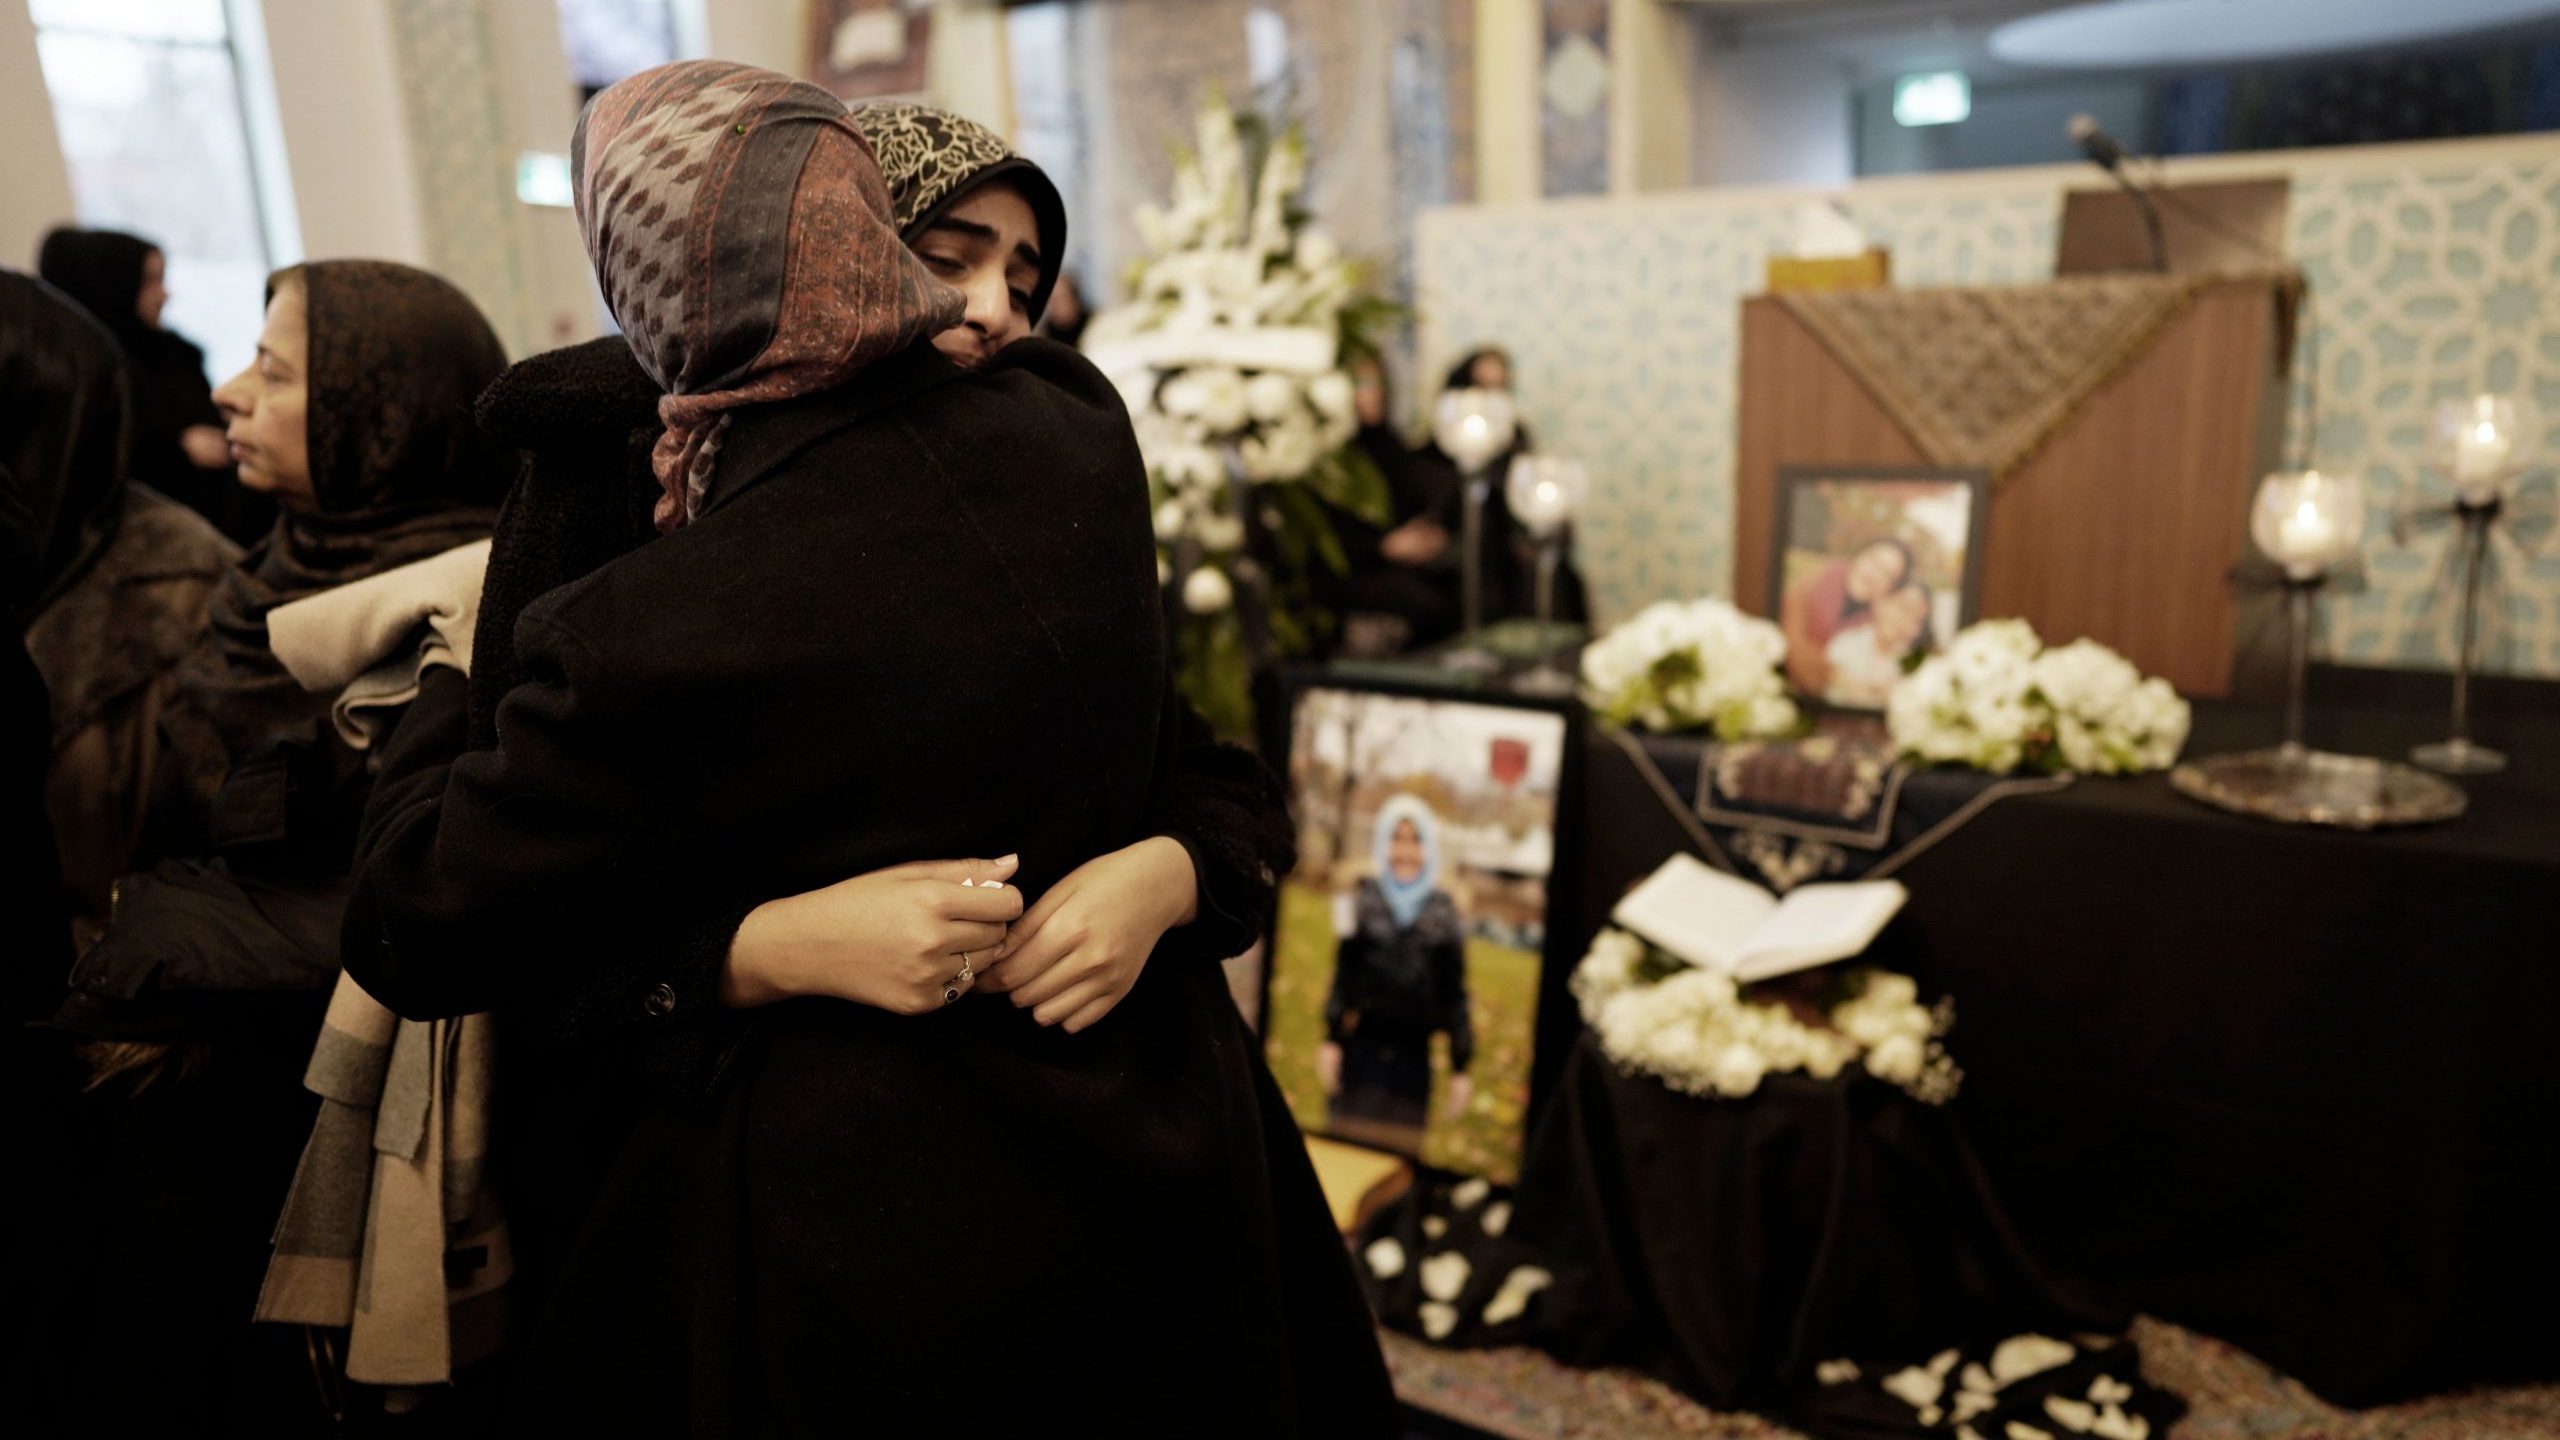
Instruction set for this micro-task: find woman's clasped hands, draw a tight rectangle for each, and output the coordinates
[720,838,1201,1033]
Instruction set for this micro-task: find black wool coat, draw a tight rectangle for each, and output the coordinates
[344,339,1394,1437]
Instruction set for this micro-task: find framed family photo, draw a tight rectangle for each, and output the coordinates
[1265,684,1570,1184]
[1770,466,1989,710]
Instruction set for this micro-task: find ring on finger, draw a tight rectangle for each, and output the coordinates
[941,951,977,1007]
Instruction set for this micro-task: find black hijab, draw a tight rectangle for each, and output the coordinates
[36,229,156,350]
[0,270,132,619]
[177,261,512,764]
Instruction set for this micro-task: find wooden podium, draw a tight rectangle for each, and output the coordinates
[1734,278,2294,698]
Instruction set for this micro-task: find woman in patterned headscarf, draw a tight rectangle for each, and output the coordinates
[345,62,1390,1434]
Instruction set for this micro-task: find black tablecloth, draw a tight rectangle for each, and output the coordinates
[1579,667,2560,1406]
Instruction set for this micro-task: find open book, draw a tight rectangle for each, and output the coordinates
[1610,853,1906,983]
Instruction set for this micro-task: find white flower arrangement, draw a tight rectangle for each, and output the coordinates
[1579,598,1801,741]
[1083,98,1377,614]
[1885,620,2191,776]
[1572,928,1961,1105]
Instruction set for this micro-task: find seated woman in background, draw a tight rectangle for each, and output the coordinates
[10,270,238,938]
[20,261,512,1435]
[345,64,1387,1433]
[1402,345,1587,642]
[39,227,274,545]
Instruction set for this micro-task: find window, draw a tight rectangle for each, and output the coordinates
[555,0,680,99]
[32,0,294,384]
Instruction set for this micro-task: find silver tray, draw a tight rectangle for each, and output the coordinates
[2170,747,2468,830]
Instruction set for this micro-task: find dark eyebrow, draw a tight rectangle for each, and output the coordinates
[924,216,1042,273]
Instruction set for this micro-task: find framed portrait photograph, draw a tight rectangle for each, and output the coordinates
[1770,466,1989,710]
[1267,684,1570,1184]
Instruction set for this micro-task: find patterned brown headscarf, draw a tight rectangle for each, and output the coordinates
[572,61,963,533]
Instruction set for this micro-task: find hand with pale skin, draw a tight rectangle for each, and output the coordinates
[975,836,1201,1034]
[720,855,1025,1015]
[1379,517,1449,567]
[1314,1042,1471,1119]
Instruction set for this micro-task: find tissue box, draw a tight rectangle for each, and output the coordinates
[1766,248,1892,293]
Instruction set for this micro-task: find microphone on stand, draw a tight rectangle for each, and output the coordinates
[2070,113,2168,273]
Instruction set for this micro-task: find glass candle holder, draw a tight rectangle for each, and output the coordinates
[1505,456,1589,695]
[1434,387,1520,675]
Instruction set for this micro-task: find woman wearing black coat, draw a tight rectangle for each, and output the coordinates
[39,227,274,545]
[437,103,1309,1353]
[345,64,1389,1435]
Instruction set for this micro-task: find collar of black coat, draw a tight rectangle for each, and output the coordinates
[689,340,986,521]
[475,335,666,449]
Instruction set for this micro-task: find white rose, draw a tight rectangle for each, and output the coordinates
[1863,972,1919,1009]
[1244,372,1301,424]
[1708,1042,1768,1098]
[1865,1032,1925,1084]
[1182,566,1233,614]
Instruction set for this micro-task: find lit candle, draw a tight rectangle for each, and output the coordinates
[2277,497,2334,561]
[2251,469,2364,582]
[2452,418,2510,492]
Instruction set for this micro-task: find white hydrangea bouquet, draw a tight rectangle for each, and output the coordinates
[1574,928,1961,1104]
[1885,619,2191,776]
[1083,94,1397,737]
[1579,597,1802,741]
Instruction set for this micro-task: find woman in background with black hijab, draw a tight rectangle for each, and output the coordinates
[38,227,272,545]
[21,259,514,1438]
[10,270,238,934]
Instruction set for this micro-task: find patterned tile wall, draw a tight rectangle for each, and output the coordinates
[1415,138,2560,676]
[386,0,538,357]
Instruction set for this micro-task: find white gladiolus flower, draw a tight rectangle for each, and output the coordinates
[1193,513,1246,553]
[1181,566,1233,614]
[1161,367,1249,433]
[1244,371,1301,424]
[1309,369,1355,420]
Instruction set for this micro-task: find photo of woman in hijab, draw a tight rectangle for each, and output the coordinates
[1319,793,1474,1155]
[1272,686,1564,1182]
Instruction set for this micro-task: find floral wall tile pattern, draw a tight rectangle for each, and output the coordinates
[1416,138,2560,676]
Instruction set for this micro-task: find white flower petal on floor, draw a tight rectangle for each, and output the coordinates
[1363,1236,1406,1280]
[1419,1301,1459,1340]
[2045,1395,2098,1433]
[2087,1376,2134,1406]
[1479,1266,1553,1326]
[1883,1363,1945,1412]
[1419,1251,1472,1303]
[1449,1177,1491,1211]
[2006,1424,2055,1440]
[1817,1359,1861,1385]
[1421,1215,1448,1240]
[1480,1200,1512,1238]
[1991,1334,2077,1385]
